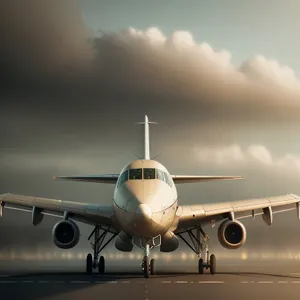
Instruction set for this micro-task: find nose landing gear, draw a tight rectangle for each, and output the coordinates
[141,256,156,278]
[150,258,156,275]
[142,256,150,278]
[135,235,161,278]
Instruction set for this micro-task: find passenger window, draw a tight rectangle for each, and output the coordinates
[129,168,142,180]
[144,168,156,179]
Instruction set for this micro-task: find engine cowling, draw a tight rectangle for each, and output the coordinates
[160,231,179,252]
[217,220,246,249]
[115,231,133,252]
[52,220,80,249]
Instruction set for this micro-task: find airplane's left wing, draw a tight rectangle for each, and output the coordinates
[174,193,300,230]
[171,175,244,184]
[0,193,116,228]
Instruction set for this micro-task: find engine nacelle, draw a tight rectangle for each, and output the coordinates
[217,220,246,249]
[52,220,80,249]
[160,231,179,252]
[115,231,133,252]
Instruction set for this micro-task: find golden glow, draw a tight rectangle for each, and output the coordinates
[2,250,300,261]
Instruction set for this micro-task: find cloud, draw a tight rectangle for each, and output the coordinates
[194,144,300,174]
[0,0,94,88]
[2,1,300,192]
[0,150,124,174]
[1,0,300,126]
[240,55,300,91]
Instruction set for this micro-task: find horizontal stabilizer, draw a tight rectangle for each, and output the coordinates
[171,175,244,184]
[53,174,119,184]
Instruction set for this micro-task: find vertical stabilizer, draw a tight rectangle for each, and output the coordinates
[135,115,157,160]
[144,115,150,160]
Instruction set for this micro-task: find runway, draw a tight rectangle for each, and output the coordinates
[2,262,300,300]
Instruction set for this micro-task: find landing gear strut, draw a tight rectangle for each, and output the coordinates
[86,225,117,274]
[177,226,216,275]
[136,236,161,278]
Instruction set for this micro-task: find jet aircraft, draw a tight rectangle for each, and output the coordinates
[1,115,299,278]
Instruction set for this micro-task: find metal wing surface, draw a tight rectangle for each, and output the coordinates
[171,175,244,184]
[0,193,117,230]
[174,193,300,230]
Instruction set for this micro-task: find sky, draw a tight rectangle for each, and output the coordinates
[78,0,300,73]
[1,0,300,257]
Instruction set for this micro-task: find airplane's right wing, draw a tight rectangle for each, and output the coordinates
[53,174,119,184]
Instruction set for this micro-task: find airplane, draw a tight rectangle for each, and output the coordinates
[1,115,300,278]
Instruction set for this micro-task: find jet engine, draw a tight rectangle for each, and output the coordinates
[217,219,246,249]
[115,231,133,252]
[160,231,179,252]
[52,220,80,249]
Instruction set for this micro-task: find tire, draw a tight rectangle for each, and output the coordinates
[98,256,105,274]
[198,258,204,274]
[144,256,150,278]
[150,259,155,275]
[86,253,93,274]
[210,254,216,275]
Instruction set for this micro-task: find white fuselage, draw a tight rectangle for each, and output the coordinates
[113,159,178,238]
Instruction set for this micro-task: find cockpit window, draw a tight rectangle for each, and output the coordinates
[156,169,164,181]
[166,173,172,187]
[129,168,142,180]
[144,168,156,179]
[156,169,172,187]
[117,168,172,187]
[117,170,128,187]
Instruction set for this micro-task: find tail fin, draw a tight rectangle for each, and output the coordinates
[135,115,157,160]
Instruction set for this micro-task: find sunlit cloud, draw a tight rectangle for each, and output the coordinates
[194,144,300,174]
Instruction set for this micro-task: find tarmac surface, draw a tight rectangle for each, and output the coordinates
[2,261,300,300]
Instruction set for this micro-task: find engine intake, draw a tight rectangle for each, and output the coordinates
[52,220,80,249]
[217,220,246,249]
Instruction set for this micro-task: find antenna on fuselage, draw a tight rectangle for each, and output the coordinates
[151,152,161,160]
[132,152,144,162]
[135,115,158,160]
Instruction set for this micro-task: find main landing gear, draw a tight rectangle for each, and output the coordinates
[86,225,117,274]
[177,226,216,275]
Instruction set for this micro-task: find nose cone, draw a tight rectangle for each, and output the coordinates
[133,204,154,237]
[136,204,152,219]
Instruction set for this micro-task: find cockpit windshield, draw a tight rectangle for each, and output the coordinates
[143,168,155,179]
[117,168,172,188]
[129,168,142,180]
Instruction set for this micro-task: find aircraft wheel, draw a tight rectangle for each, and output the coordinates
[98,256,105,274]
[198,258,204,274]
[144,256,150,278]
[86,253,93,274]
[150,258,155,275]
[209,254,216,275]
